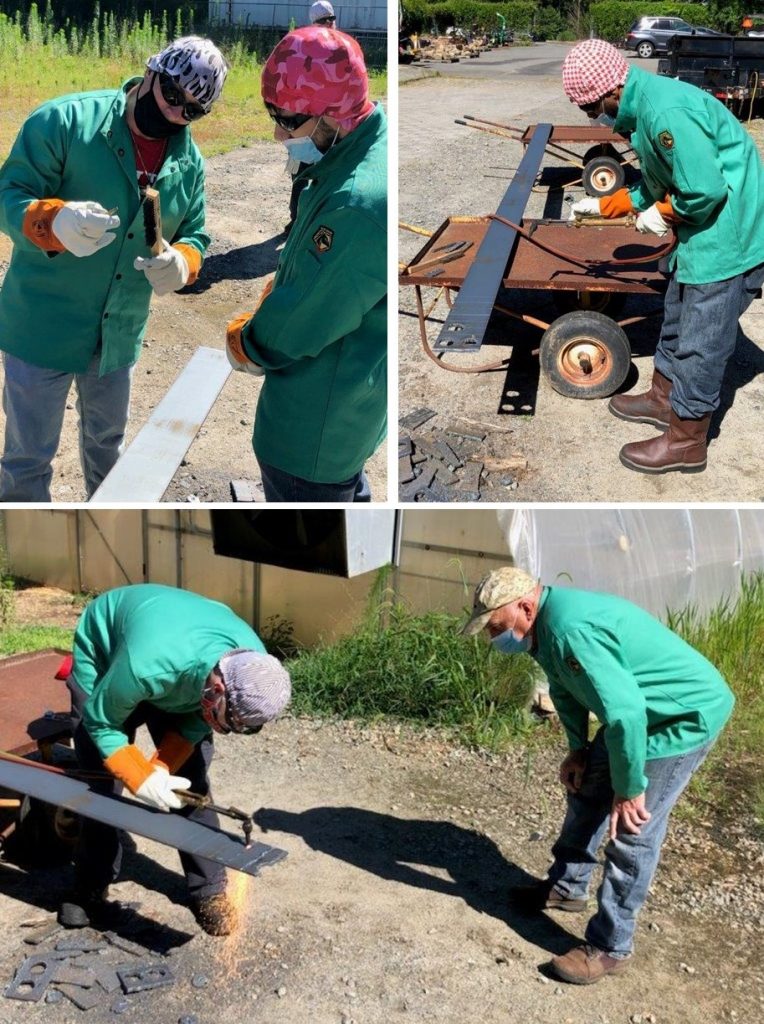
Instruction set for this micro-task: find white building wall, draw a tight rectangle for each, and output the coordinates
[210,0,387,31]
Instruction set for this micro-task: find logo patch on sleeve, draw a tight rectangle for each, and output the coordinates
[658,131,674,150]
[313,226,334,253]
[566,656,582,673]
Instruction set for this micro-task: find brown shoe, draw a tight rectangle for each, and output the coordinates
[609,369,672,429]
[510,880,588,914]
[551,943,630,985]
[190,893,238,936]
[619,409,710,474]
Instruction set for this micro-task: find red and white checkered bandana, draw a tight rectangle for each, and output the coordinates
[562,39,629,105]
[261,26,374,132]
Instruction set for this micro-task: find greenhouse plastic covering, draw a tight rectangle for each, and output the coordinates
[499,509,764,620]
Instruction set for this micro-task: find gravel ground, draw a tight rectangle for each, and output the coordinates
[398,44,764,502]
[0,718,762,1024]
[0,140,387,503]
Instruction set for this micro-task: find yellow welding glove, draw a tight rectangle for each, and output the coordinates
[173,243,202,286]
[103,744,155,794]
[599,187,634,219]
[150,731,195,773]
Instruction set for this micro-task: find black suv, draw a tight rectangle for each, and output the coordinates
[623,16,722,59]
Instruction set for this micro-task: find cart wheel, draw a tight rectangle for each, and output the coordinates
[540,311,631,399]
[582,144,621,166]
[553,290,627,318]
[583,155,625,197]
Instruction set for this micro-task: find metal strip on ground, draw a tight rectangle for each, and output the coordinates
[433,123,553,353]
[90,347,232,503]
[0,758,286,877]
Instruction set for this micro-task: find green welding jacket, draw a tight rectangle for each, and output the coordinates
[240,104,387,483]
[615,66,764,284]
[71,584,264,758]
[0,80,209,374]
[531,587,734,799]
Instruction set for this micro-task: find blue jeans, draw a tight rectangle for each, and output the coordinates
[654,262,764,418]
[547,728,715,957]
[0,351,131,501]
[257,459,372,503]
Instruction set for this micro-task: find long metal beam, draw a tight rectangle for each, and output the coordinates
[433,123,553,353]
[0,757,286,878]
[90,346,232,504]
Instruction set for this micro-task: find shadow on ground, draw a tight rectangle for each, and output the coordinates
[254,805,580,957]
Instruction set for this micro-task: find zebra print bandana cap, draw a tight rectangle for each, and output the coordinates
[147,35,229,113]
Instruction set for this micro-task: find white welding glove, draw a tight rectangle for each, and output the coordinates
[635,203,670,238]
[134,239,190,295]
[51,201,120,257]
[134,766,191,812]
[568,196,602,221]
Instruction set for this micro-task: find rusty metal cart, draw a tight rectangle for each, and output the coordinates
[399,123,672,400]
[458,116,639,197]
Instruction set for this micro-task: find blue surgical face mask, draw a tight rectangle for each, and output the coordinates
[491,629,532,655]
[593,112,617,129]
[283,134,325,166]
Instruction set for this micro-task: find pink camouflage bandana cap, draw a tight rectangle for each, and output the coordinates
[562,39,629,105]
[261,26,374,132]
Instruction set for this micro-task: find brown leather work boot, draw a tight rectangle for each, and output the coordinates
[608,369,672,429]
[509,880,588,914]
[190,893,238,936]
[551,943,630,985]
[619,409,710,474]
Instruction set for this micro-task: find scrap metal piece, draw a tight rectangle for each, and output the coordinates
[409,433,444,461]
[434,123,553,353]
[55,936,108,953]
[397,435,413,458]
[431,435,463,470]
[57,982,104,1010]
[5,956,59,1002]
[23,922,62,945]
[444,420,487,441]
[399,407,436,431]
[103,933,154,957]
[92,965,123,995]
[398,455,415,485]
[111,997,130,1014]
[230,479,265,503]
[117,963,174,995]
[51,964,97,988]
[435,464,460,487]
[399,464,436,502]
[0,757,287,878]
[447,437,483,462]
[458,461,484,494]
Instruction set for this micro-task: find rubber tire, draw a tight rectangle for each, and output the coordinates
[540,311,632,399]
[582,155,626,197]
[636,40,655,59]
[552,290,627,319]
[582,144,620,167]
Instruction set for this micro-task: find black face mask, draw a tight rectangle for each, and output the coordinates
[134,77,185,139]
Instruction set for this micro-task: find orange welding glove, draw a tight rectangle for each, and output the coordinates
[104,744,156,794]
[22,198,67,252]
[173,243,203,286]
[150,731,195,774]
[599,187,634,219]
[656,194,680,223]
[226,312,264,375]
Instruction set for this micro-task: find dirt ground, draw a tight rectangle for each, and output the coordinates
[0,142,387,503]
[1,587,763,1023]
[398,45,764,501]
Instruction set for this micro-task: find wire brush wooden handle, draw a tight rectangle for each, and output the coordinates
[143,186,163,255]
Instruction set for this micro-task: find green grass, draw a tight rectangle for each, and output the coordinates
[666,573,764,824]
[0,7,387,160]
[0,624,74,656]
[285,597,543,750]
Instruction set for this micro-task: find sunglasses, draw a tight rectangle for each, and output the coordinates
[157,72,207,122]
[265,104,314,133]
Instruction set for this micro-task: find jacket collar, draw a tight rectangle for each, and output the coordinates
[100,77,194,177]
[613,66,645,135]
[301,103,385,183]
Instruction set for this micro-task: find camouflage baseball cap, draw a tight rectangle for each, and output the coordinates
[461,567,538,635]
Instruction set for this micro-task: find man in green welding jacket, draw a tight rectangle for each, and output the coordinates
[59,583,291,936]
[461,567,734,985]
[564,39,764,476]
[225,26,386,502]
